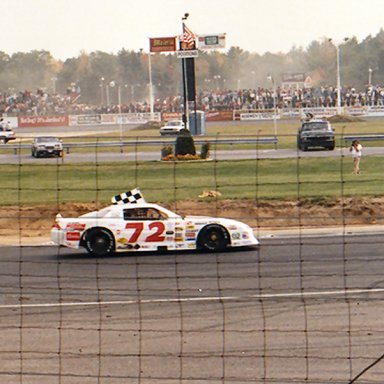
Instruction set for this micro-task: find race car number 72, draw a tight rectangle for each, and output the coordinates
[124,222,166,242]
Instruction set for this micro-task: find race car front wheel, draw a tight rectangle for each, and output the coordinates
[198,224,229,252]
[84,228,115,256]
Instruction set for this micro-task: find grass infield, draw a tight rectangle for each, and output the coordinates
[0,156,382,206]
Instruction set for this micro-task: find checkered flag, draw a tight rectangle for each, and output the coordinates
[111,188,146,205]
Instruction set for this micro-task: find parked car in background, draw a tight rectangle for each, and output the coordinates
[0,121,16,144]
[31,136,63,158]
[160,120,185,136]
[297,119,335,151]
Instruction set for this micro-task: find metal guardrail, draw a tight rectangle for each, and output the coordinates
[343,134,384,142]
[0,136,279,155]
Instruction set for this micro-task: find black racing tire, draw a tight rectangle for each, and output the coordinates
[84,228,115,256]
[298,142,307,151]
[197,224,230,252]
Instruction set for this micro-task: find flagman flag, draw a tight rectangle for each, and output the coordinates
[181,23,196,50]
[111,188,146,205]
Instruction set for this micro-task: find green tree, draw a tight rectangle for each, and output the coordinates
[1,29,384,105]
[2,50,57,92]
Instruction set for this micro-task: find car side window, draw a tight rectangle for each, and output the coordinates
[147,208,167,219]
[123,208,166,220]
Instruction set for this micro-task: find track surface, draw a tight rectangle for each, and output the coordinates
[1,235,384,383]
[2,121,384,163]
[1,122,384,382]
[2,144,384,164]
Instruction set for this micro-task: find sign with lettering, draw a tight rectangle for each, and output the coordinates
[18,115,69,128]
[149,37,176,53]
[198,34,226,50]
[176,50,199,58]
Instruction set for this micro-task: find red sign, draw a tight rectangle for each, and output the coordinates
[206,110,233,121]
[162,112,182,122]
[150,37,176,53]
[18,115,69,128]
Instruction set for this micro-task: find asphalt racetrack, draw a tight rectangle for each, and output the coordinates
[2,146,384,164]
[1,234,384,383]
[2,122,384,163]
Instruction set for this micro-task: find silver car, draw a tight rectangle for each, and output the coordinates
[31,136,63,158]
[159,120,185,136]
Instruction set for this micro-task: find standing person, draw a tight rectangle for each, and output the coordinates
[350,139,362,174]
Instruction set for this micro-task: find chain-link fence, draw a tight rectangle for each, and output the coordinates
[0,135,384,383]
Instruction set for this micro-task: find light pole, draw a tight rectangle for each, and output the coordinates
[267,74,278,145]
[329,38,349,109]
[51,77,57,94]
[99,77,105,105]
[181,12,190,130]
[251,70,256,89]
[368,67,378,85]
[110,81,123,140]
[147,52,154,119]
[336,44,341,108]
[141,48,154,119]
[106,84,110,107]
[213,75,221,89]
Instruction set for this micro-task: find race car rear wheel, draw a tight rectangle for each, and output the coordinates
[198,224,229,252]
[84,228,115,256]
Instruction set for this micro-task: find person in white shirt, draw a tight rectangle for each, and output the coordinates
[350,139,362,174]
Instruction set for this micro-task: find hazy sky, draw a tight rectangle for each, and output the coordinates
[4,0,384,60]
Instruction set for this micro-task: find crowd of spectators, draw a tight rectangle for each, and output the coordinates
[194,85,384,111]
[1,84,384,117]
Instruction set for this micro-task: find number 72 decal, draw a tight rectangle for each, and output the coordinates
[124,222,166,242]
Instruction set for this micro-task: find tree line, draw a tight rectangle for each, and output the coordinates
[0,29,383,105]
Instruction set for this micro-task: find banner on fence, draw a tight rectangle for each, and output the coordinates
[240,112,280,121]
[301,107,341,118]
[68,114,101,126]
[19,115,69,128]
[205,110,233,121]
[162,112,182,122]
[366,105,384,116]
[69,113,161,126]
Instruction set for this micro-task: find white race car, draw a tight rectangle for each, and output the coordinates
[51,191,259,255]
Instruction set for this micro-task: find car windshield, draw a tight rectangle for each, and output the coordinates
[36,137,59,142]
[166,121,182,126]
[302,123,330,131]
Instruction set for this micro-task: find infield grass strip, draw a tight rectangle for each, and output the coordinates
[0,157,383,206]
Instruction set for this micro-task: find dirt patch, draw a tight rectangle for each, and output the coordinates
[1,197,383,239]
[327,114,365,123]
